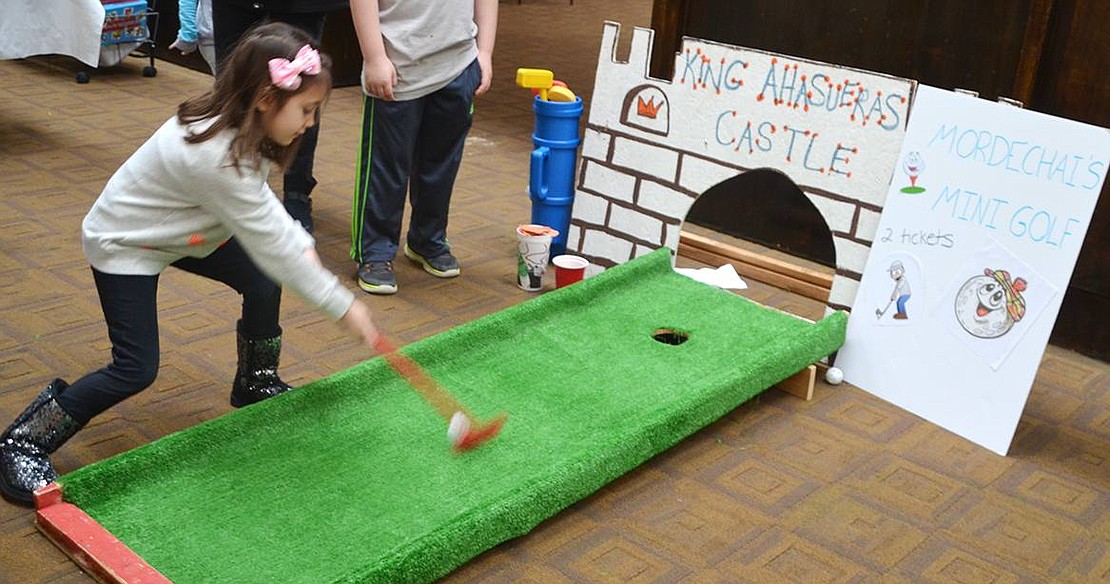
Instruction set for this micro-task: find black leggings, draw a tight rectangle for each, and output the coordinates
[56,239,281,424]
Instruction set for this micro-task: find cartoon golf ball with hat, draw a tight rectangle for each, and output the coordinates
[953,268,1028,339]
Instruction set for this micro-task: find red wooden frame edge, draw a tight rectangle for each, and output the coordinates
[34,482,172,584]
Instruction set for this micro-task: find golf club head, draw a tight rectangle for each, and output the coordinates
[452,414,507,452]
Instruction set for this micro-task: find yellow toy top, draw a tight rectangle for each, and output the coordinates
[546,85,576,102]
[515,67,554,100]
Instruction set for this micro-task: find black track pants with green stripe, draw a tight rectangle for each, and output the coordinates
[350,59,480,264]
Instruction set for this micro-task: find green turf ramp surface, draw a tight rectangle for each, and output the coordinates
[59,248,847,583]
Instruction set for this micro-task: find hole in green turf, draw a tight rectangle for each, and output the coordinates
[652,328,689,345]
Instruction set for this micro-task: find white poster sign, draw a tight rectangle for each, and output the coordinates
[835,84,1109,455]
[587,36,915,205]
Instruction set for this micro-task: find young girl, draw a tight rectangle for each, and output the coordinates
[0,22,381,507]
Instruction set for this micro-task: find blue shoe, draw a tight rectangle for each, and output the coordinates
[404,245,460,278]
[358,262,398,295]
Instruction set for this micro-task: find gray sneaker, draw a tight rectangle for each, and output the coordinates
[404,244,460,278]
[358,262,397,295]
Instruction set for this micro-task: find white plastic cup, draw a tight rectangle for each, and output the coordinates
[516,224,558,291]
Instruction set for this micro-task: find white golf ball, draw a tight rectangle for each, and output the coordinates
[447,411,471,444]
[825,367,844,385]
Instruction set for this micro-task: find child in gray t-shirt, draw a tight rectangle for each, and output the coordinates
[349,0,499,295]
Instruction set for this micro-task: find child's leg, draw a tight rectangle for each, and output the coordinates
[1,269,159,505]
[351,95,422,264]
[407,60,482,258]
[282,122,319,231]
[211,1,264,65]
[172,238,281,338]
[171,239,289,407]
[56,271,162,422]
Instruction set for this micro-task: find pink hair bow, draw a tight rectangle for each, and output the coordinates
[268,45,321,90]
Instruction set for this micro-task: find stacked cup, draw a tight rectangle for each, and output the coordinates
[515,224,558,291]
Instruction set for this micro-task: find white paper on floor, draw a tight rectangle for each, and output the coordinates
[675,264,748,290]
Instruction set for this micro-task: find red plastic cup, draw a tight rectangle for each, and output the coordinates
[552,255,589,288]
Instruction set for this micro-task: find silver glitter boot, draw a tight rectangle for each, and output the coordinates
[229,322,293,408]
[0,379,84,507]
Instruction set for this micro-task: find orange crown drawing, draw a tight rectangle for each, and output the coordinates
[636,96,662,119]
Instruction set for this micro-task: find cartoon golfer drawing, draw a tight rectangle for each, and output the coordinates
[877,260,912,320]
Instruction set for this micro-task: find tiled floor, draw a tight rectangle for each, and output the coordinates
[1,1,1108,582]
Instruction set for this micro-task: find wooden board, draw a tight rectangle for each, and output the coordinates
[678,232,832,302]
[34,484,171,584]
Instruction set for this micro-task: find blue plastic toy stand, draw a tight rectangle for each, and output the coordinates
[529,96,583,257]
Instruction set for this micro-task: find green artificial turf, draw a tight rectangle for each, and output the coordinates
[59,248,846,584]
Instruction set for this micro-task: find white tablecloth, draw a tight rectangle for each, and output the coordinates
[0,0,106,66]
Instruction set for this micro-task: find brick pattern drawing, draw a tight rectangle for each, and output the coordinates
[567,23,918,311]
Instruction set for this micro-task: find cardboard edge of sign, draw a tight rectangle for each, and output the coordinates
[34,482,171,584]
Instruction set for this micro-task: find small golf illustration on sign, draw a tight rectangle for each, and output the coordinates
[953,268,1028,339]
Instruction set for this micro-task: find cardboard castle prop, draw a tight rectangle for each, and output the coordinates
[567,23,1108,455]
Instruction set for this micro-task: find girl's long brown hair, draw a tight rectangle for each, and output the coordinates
[177,22,333,170]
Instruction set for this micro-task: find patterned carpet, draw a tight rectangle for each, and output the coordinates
[1,1,1107,582]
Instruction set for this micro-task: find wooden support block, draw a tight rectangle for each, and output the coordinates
[774,364,816,401]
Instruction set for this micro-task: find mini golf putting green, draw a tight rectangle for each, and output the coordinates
[51,248,847,583]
